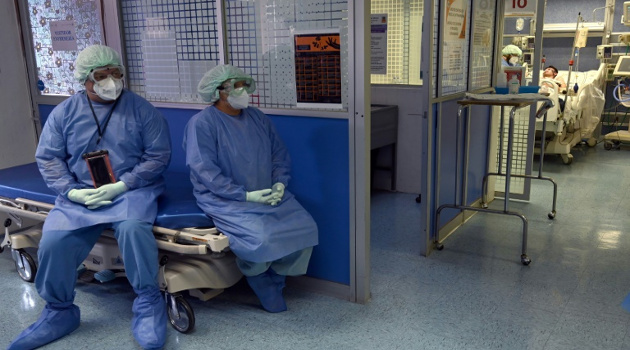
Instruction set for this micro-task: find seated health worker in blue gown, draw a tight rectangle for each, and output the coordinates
[183,65,318,313]
[7,45,171,350]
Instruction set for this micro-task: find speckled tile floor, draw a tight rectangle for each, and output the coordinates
[2,141,630,349]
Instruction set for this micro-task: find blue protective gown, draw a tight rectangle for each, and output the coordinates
[183,106,318,263]
[36,90,171,230]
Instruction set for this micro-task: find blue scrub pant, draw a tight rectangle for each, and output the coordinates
[236,246,313,277]
[36,219,159,305]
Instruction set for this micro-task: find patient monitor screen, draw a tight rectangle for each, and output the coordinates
[613,56,630,76]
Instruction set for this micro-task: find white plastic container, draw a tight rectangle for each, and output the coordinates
[508,76,520,94]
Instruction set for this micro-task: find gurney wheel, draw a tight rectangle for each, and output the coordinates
[604,141,613,150]
[561,154,573,165]
[11,249,36,282]
[435,243,444,251]
[167,293,195,334]
[521,254,531,266]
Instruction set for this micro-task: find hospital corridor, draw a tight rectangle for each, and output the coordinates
[5,0,630,349]
[1,142,630,349]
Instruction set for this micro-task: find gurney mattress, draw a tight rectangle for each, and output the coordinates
[0,163,213,229]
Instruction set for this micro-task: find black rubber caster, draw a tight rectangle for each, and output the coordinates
[12,248,37,282]
[167,293,195,334]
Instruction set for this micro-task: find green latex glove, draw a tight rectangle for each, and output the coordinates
[246,188,274,204]
[84,181,128,206]
[67,188,100,205]
[270,182,285,206]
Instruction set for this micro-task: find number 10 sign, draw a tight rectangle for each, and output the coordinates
[505,0,537,17]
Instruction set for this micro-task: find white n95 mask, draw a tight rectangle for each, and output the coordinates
[509,56,519,65]
[227,88,249,109]
[94,77,123,101]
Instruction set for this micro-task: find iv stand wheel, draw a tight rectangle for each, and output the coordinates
[604,141,613,150]
[11,248,37,282]
[548,211,556,219]
[521,254,531,266]
[561,153,573,165]
[166,292,195,334]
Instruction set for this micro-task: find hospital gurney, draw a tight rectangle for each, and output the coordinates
[0,163,243,333]
[534,64,606,164]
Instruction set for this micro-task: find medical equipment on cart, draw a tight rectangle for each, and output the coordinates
[603,55,630,149]
[0,164,243,334]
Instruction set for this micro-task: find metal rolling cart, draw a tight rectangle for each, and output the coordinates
[434,93,556,265]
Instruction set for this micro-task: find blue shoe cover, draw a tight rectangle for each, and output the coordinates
[622,292,630,312]
[132,289,167,350]
[246,270,287,313]
[7,303,80,350]
[94,269,116,283]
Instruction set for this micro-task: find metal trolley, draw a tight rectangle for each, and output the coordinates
[433,94,556,265]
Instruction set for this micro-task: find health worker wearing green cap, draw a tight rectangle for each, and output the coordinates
[7,45,172,350]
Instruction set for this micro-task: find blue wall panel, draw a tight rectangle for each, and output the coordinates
[38,104,351,285]
[437,101,463,226]
[466,104,491,205]
[436,101,490,228]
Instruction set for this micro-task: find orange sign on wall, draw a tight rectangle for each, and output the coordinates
[294,33,342,106]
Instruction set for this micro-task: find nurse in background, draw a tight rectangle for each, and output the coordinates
[502,44,523,66]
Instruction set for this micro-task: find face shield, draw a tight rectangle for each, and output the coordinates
[217,78,255,96]
[88,66,125,82]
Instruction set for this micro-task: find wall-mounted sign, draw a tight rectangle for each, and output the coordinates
[504,0,537,17]
[370,14,388,75]
[50,20,78,51]
[294,30,342,109]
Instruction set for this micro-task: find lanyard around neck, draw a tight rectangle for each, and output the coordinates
[86,92,121,146]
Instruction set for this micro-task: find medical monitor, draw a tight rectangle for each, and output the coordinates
[523,52,533,65]
[625,2,630,26]
[613,56,630,76]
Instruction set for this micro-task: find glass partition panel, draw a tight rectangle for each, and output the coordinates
[120,0,221,103]
[225,0,349,110]
[26,0,104,96]
[370,0,423,85]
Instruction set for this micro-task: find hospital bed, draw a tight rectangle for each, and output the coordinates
[0,162,243,334]
[534,64,606,164]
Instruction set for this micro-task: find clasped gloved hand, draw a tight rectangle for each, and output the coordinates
[270,182,285,206]
[67,188,100,205]
[246,188,274,204]
[83,181,128,209]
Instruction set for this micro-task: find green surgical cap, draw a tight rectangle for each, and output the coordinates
[197,64,256,104]
[74,45,122,83]
[502,44,522,57]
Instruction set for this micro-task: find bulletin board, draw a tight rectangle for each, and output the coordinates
[440,0,471,96]
[469,0,497,90]
[293,31,342,109]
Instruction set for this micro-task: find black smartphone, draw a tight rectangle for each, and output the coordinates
[82,150,116,188]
